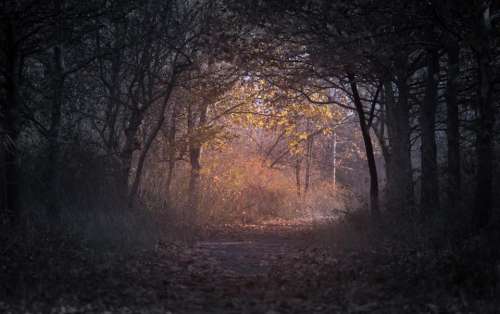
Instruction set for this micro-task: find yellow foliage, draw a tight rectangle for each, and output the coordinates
[198,148,301,224]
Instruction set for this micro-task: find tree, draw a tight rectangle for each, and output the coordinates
[419,46,441,217]
[0,0,68,227]
[472,1,499,228]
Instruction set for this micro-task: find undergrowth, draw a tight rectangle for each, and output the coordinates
[313,209,500,301]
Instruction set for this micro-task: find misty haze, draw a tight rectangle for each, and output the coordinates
[1,0,500,313]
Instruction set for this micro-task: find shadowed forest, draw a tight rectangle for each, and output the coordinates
[1,0,500,313]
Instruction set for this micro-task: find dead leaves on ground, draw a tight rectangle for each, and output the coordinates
[1,224,499,313]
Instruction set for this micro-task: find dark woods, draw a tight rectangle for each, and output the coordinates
[0,0,226,227]
[229,0,500,227]
[0,0,499,309]
[2,0,497,228]
[1,0,499,238]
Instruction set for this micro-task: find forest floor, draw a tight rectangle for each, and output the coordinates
[2,218,500,313]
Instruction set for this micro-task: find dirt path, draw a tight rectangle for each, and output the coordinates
[194,222,312,277]
[5,220,493,313]
[166,221,334,313]
[160,221,485,314]
[5,221,343,314]
[195,240,286,276]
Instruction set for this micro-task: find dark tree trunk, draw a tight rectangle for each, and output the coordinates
[187,102,208,222]
[332,132,338,186]
[1,19,21,228]
[106,47,124,200]
[384,78,414,214]
[46,25,65,225]
[445,42,461,210]
[396,80,414,210]
[128,80,175,207]
[128,114,164,208]
[105,45,122,153]
[295,158,302,198]
[304,135,313,196]
[372,90,391,197]
[473,6,495,228]
[188,144,202,221]
[419,49,440,218]
[348,74,380,219]
[383,80,398,208]
[165,103,178,206]
[119,109,143,202]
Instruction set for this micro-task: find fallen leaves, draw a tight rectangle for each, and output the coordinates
[1,222,499,313]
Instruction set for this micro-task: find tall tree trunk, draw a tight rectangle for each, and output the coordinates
[384,78,414,214]
[128,80,175,207]
[372,97,391,197]
[332,132,337,187]
[46,0,65,224]
[348,73,380,219]
[295,158,302,198]
[107,50,123,202]
[474,4,495,229]
[187,102,208,222]
[105,45,122,153]
[419,49,440,218]
[46,44,64,225]
[165,103,178,206]
[445,42,461,210]
[1,19,21,228]
[188,145,201,222]
[397,80,414,210]
[119,109,143,202]
[304,135,313,196]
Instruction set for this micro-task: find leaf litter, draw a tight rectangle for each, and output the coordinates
[1,221,499,313]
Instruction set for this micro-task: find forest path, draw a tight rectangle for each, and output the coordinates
[165,220,342,313]
[7,219,478,313]
[194,220,315,276]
